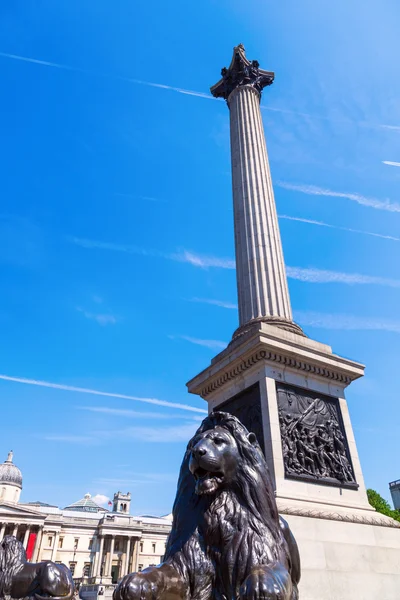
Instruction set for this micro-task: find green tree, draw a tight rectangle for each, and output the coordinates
[367,488,400,523]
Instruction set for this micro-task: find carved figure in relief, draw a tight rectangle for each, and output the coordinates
[278,389,357,487]
[114,412,301,600]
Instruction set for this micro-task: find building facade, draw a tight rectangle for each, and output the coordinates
[389,479,400,510]
[0,452,172,585]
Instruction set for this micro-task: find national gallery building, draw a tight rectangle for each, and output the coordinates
[0,451,172,584]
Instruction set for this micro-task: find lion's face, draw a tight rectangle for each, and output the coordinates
[188,425,245,495]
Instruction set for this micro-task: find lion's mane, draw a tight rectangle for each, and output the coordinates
[164,412,297,600]
[0,536,27,595]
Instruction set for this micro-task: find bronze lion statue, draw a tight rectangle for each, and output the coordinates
[114,411,301,600]
[0,535,75,600]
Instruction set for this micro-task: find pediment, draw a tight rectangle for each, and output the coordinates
[0,502,44,517]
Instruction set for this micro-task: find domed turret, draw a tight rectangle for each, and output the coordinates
[0,451,22,503]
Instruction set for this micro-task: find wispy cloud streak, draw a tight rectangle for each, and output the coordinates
[68,237,235,269]
[189,298,238,309]
[279,215,400,242]
[76,307,117,326]
[277,182,400,213]
[0,52,214,101]
[169,335,227,350]
[287,266,400,288]
[77,406,203,420]
[382,161,400,168]
[96,423,200,443]
[43,434,99,445]
[71,236,400,287]
[0,374,207,413]
[295,311,400,334]
[2,51,400,131]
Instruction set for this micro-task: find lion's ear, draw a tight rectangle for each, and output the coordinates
[247,432,258,445]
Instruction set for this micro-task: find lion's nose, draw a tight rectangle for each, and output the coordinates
[192,445,207,458]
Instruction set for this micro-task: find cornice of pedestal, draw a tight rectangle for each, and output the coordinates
[186,322,365,399]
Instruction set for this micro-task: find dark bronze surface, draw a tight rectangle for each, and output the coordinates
[114,412,300,600]
[210,44,274,102]
[217,384,265,452]
[276,383,357,489]
[0,535,75,600]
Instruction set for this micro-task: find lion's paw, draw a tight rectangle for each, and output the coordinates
[240,566,291,600]
[113,573,161,600]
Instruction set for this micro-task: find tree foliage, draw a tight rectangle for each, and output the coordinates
[367,488,400,523]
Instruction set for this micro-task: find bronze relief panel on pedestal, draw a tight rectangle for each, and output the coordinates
[276,383,358,489]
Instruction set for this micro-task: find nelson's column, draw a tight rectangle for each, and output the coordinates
[187,45,400,599]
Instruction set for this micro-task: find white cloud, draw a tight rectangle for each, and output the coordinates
[170,335,227,350]
[277,181,400,213]
[189,297,238,309]
[106,422,200,443]
[92,494,110,506]
[95,473,177,486]
[170,250,235,269]
[114,193,167,203]
[2,50,400,134]
[43,435,98,445]
[278,214,400,242]
[382,161,400,167]
[286,266,400,288]
[295,311,400,334]
[68,237,236,270]
[0,52,215,101]
[0,374,207,413]
[76,307,117,326]
[77,406,204,420]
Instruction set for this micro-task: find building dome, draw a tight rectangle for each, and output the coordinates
[63,493,108,513]
[0,451,22,489]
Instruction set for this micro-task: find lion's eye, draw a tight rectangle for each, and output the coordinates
[214,437,225,445]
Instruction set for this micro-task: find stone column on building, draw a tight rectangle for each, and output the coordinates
[32,526,44,562]
[12,524,18,537]
[211,44,303,340]
[96,535,104,577]
[23,525,31,548]
[131,539,139,572]
[0,523,6,542]
[107,536,115,577]
[51,532,60,561]
[124,537,132,576]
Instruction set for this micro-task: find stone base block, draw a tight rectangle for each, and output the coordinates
[283,512,400,600]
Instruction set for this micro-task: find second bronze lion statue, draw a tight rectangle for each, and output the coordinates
[114,411,300,600]
[0,535,75,600]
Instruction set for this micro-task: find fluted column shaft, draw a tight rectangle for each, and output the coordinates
[228,85,292,328]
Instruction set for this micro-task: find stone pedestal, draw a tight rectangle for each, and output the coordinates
[188,323,373,515]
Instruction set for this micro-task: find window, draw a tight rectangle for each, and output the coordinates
[138,565,143,572]
[88,539,93,550]
[58,537,64,549]
[69,563,76,576]
[152,543,156,553]
[139,542,143,553]
[74,538,79,550]
[115,541,120,552]
[83,564,91,577]
[47,536,53,547]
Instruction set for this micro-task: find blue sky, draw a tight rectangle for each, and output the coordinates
[0,0,399,513]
